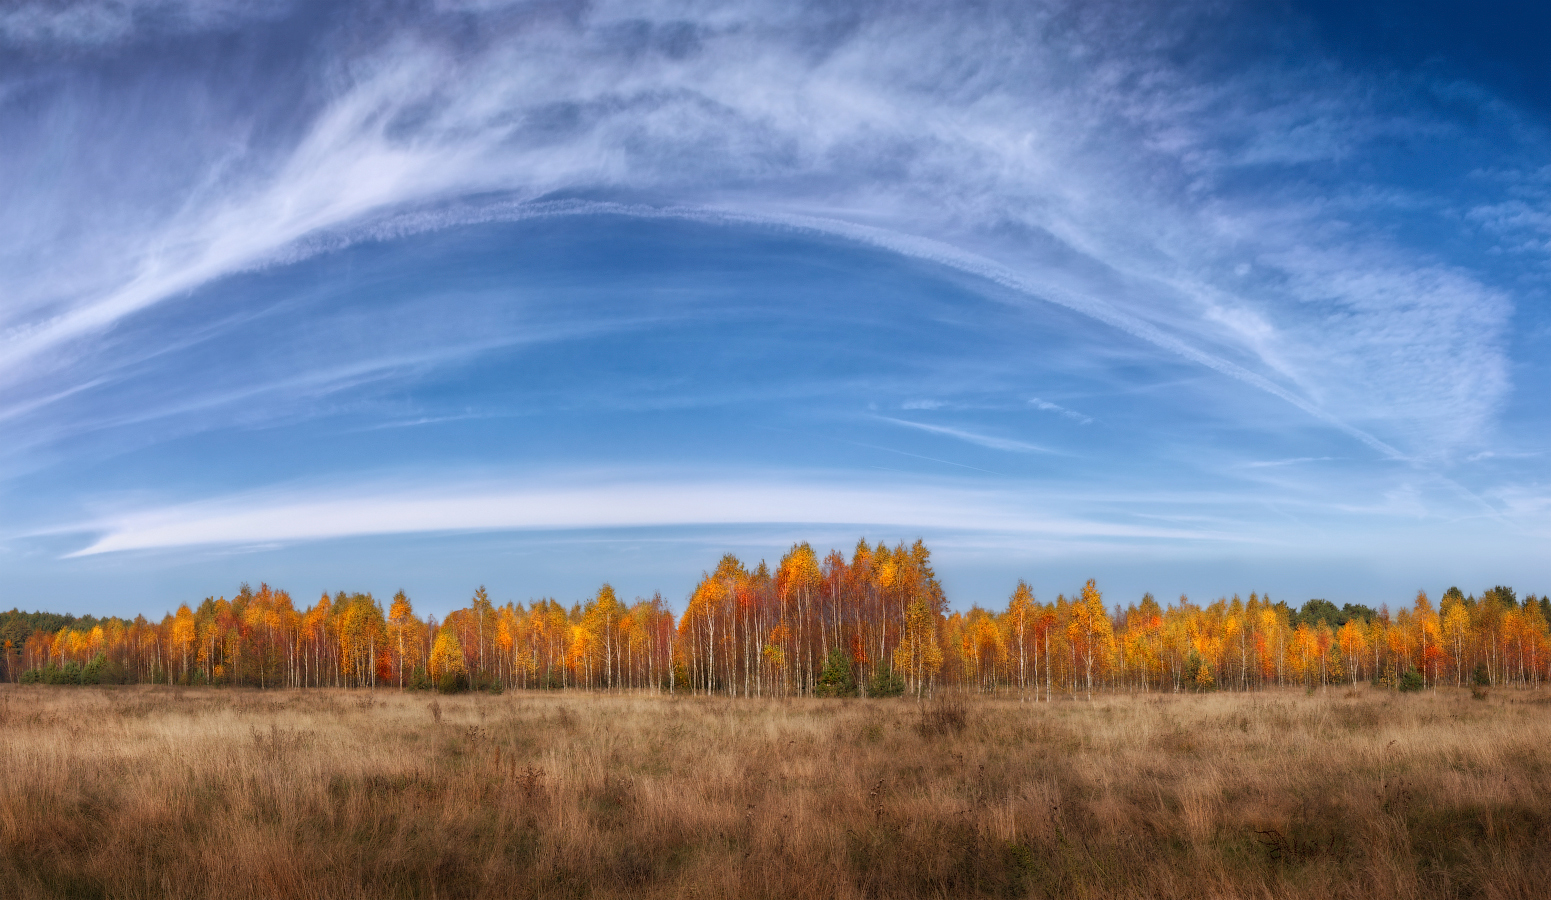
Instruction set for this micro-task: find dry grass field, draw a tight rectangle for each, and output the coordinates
[1,685,1547,899]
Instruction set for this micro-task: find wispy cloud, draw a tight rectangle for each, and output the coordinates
[1028,397,1092,425]
[57,472,1224,556]
[0,0,1520,464]
[1466,450,1541,463]
[356,414,488,432]
[873,416,1050,455]
[0,0,287,46]
[1242,457,1336,469]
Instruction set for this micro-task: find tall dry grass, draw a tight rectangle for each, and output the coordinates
[1,684,1547,899]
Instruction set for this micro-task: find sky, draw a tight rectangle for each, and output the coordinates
[2,0,1549,618]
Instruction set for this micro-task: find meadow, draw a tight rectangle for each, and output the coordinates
[1,685,1546,899]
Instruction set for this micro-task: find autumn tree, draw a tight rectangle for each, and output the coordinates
[776,543,821,695]
[387,591,423,688]
[894,592,943,698]
[1006,581,1035,700]
[1067,580,1112,700]
[429,624,467,691]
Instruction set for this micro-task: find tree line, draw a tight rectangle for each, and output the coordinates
[4,539,1547,696]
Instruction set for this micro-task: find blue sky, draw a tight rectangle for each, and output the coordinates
[2,0,1549,617]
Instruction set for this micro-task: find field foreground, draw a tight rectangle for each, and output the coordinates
[1,686,1547,899]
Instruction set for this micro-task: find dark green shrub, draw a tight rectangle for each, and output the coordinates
[44,662,82,685]
[81,653,108,685]
[436,671,469,694]
[1398,670,1425,692]
[1183,651,1215,691]
[96,659,128,684]
[406,666,430,691]
[1473,662,1491,686]
[19,668,41,684]
[814,648,856,697]
[868,664,905,698]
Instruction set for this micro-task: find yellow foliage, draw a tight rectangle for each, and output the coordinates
[428,626,466,682]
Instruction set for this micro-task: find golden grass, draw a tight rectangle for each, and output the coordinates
[1,684,1547,899]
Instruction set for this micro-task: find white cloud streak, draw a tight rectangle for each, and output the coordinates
[0,0,286,45]
[1028,397,1092,424]
[1242,457,1335,469]
[60,473,1223,556]
[873,416,1050,455]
